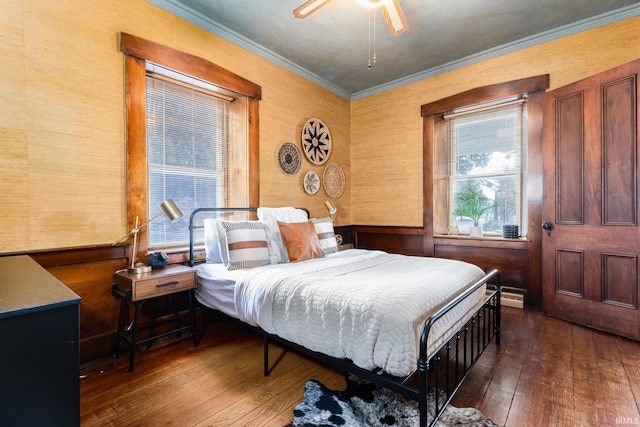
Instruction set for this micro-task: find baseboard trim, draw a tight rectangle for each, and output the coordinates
[488,290,524,309]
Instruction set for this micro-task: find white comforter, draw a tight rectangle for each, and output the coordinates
[234,249,485,377]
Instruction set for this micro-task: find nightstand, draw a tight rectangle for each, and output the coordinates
[338,243,354,250]
[112,264,198,371]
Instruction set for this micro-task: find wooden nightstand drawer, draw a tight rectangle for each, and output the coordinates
[113,264,196,302]
[112,264,198,371]
[133,271,195,300]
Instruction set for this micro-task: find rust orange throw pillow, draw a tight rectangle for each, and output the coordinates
[277,220,325,262]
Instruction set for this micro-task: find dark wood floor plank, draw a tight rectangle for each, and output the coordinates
[448,343,500,408]
[505,346,575,426]
[226,361,344,427]
[624,365,640,419]
[598,357,640,425]
[477,353,523,425]
[593,329,624,364]
[473,308,533,424]
[126,350,267,426]
[192,352,328,426]
[501,308,538,360]
[617,337,640,368]
[88,337,256,412]
[573,351,609,427]
[79,307,640,426]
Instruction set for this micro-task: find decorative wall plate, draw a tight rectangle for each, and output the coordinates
[301,118,332,165]
[303,171,320,195]
[278,142,301,175]
[323,162,345,198]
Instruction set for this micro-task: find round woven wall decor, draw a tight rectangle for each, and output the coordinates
[301,118,332,165]
[303,171,320,195]
[278,142,301,175]
[323,162,345,198]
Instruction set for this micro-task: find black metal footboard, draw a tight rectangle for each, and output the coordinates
[417,269,501,427]
[262,269,501,427]
[198,269,500,427]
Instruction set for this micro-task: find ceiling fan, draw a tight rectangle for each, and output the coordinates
[293,0,409,36]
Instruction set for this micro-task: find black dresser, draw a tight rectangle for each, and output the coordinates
[0,255,81,426]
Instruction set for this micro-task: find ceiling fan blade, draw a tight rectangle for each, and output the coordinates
[381,0,409,36]
[293,0,332,19]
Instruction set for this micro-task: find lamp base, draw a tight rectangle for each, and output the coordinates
[127,265,152,274]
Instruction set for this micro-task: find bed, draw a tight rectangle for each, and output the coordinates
[189,207,501,427]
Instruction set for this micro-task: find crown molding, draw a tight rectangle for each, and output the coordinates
[148,0,640,101]
[351,3,640,100]
[146,0,352,100]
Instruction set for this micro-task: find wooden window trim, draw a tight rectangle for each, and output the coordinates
[120,33,261,257]
[421,75,549,117]
[421,75,549,257]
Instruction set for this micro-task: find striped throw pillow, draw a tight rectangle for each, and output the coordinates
[219,220,270,270]
[312,217,339,254]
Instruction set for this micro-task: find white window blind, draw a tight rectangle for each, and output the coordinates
[145,68,242,249]
[447,98,528,236]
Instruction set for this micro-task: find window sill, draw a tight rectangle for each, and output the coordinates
[433,234,530,249]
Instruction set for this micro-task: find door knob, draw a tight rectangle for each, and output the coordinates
[542,221,553,235]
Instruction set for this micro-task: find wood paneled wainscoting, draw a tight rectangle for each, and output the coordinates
[353,225,424,256]
[3,246,196,364]
[10,229,536,365]
[353,225,538,307]
[433,236,532,305]
[24,246,129,364]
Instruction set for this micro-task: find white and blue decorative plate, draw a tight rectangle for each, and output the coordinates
[304,171,320,195]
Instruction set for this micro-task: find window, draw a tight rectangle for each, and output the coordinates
[445,98,528,236]
[424,76,550,241]
[145,66,248,249]
[120,33,261,257]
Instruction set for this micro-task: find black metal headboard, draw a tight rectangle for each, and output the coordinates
[188,207,310,267]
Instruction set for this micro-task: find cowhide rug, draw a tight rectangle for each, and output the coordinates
[287,375,501,427]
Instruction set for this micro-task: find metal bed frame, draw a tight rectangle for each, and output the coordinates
[189,207,501,427]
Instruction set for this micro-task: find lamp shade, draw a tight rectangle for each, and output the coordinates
[160,199,183,222]
[324,200,337,215]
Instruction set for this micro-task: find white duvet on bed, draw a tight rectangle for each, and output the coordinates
[197,249,486,377]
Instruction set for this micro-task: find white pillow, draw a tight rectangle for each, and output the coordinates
[312,217,339,254]
[257,207,309,263]
[203,218,223,263]
[218,220,270,270]
[216,220,229,265]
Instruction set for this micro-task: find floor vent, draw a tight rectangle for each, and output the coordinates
[487,290,524,309]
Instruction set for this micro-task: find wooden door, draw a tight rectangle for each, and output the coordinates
[542,59,640,340]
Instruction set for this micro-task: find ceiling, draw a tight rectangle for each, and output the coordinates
[148,0,640,99]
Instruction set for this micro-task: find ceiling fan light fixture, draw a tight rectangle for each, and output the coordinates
[358,0,390,8]
[294,0,407,37]
[382,0,409,35]
[294,0,331,18]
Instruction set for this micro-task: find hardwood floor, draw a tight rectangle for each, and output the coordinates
[80,307,640,426]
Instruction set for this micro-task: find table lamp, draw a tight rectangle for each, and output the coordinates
[324,200,337,219]
[324,200,343,245]
[113,199,183,274]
